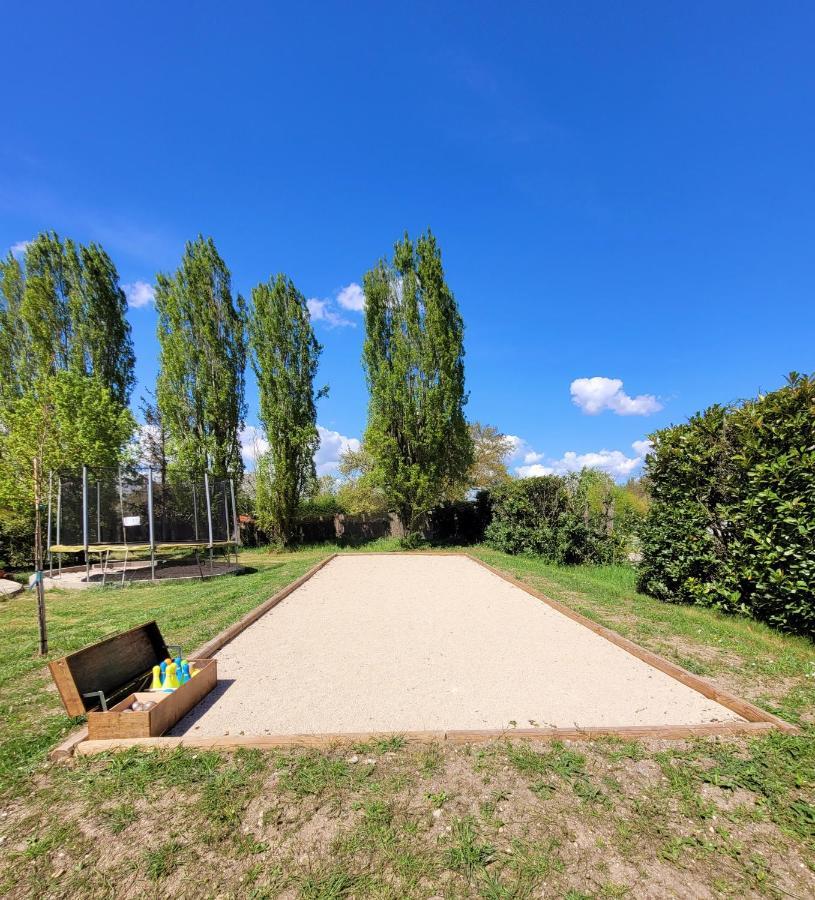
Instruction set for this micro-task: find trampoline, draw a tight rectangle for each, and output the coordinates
[47,466,240,586]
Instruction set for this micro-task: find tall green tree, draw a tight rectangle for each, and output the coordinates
[362,230,473,540]
[155,236,246,480]
[0,235,135,567]
[5,233,136,405]
[249,274,324,545]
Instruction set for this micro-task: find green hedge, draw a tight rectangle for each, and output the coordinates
[637,373,815,634]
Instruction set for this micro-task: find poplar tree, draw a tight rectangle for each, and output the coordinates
[8,233,135,405]
[249,274,324,545]
[362,230,473,541]
[155,236,246,480]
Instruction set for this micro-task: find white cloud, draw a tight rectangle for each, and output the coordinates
[570,377,662,416]
[10,240,31,258]
[306,297,354,328]
[336,282,365,311]
[315,425,361,476]
[123,280,156,309]
[239,424,361,477]
[239,426,269,467]
[514,440,651,481]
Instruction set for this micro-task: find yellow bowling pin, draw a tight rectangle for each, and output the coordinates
[150,665,162,690]
[162,661,180,691]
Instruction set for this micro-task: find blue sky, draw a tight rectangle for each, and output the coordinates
[2,2,814,479]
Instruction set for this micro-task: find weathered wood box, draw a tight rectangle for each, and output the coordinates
[48,621,217,740]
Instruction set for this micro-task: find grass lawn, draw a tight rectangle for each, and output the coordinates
[0,543,813,898]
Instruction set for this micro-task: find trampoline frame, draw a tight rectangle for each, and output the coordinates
[47,465,240,586]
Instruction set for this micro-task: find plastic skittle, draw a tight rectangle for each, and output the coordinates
[180,662,191,684]
[161,661,180,691]
[150,665,162,690]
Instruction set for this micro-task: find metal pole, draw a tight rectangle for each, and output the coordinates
[82,465,89,583]
[47,472,53,578]
[192,483,200,542]
[147,468,155,582]
[222,481,230,564]
[229,477,239,566]
[118,467,127,588]
[34,458,47,655]
[204,470,213,573]
[97,480,101,544]
[56,476,62,577]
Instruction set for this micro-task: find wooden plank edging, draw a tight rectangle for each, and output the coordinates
[49,553,337,761]
[73,720,778,756]
[60,549,799,760]
[464,553,799,734]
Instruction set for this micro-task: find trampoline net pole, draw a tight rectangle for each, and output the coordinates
[56,476,62,576]
[47,472,53,577]
[229,477,239,566]
[82,466,89,582]
[204,470,213,573]
[147,468,155,582]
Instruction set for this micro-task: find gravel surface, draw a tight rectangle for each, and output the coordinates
[172,555,744,736]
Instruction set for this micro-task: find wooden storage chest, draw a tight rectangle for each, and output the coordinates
[48,621,217,739]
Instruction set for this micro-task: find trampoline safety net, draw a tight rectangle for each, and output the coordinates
[49,467,238,551]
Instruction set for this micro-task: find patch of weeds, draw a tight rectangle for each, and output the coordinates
[480,789,509,826]
[98,802,138,834]
[444,816,496,877]
[144,839,185,881]
[358,799,396,850]
[426,790,449,808]
[299,867,368,899]
[506,836,564,881]
[233,833,270,856]
[354,734,406,755]
[597,737,644,762]
[276,751,353,797]
[599,883,631,898]
[23,820,76,859]
[418,743,444,776]
[506,741,607,806]
[666,732,815,840]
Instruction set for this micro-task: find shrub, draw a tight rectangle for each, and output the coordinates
[484,471,633,564]
[638,373,815,634]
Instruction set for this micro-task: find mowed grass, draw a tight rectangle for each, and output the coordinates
[0,547,329,798]
[0,543,813,898]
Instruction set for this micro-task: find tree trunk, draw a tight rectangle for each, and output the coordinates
[33,457,48,656]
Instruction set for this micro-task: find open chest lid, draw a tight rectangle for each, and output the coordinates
[49,621,172,716]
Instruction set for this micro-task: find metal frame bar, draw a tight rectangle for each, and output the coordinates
[204,471,214,574]
[82,466,89,583]
[47,472,53,578]
[147,468,155,582]
[56,476,62,577]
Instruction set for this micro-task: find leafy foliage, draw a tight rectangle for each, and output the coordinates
[456,422,512,496]
[0,234,135,406]
[336,444,388,515]
[484,471,636,564]
[155,236,246,480]
[638,373,815,633]
[0,235,136,564]
[362,231,473,540]
[249,274,324,545]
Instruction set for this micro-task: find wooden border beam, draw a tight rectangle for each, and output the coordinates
[57,550,798,760]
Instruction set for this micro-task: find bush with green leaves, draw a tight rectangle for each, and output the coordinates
[484,470,634,564]
[638,373,815,634]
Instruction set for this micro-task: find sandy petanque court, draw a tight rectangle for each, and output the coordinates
[172,555,744,737]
